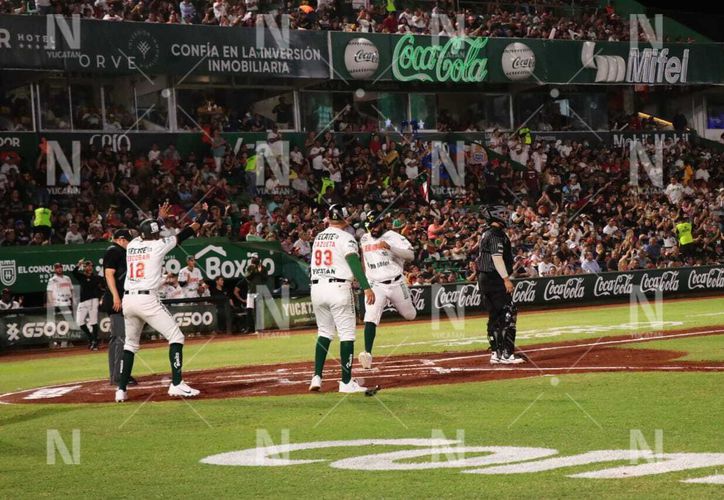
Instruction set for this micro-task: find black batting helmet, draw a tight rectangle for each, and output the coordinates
[139,219,161,239]
[328,204,349,221]
[483,207,508,228]
[364,210,382,229]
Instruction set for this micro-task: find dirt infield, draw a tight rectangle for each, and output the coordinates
[1,328,722,405]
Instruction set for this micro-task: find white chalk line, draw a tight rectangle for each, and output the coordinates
[1,329,722,403]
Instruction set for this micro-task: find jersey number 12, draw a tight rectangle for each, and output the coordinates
[129,262,145,279]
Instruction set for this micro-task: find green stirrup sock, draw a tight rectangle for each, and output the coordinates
[364,322,377,353]
[314,336,332,377]
[340,340,354,384]
[169,343,183,385]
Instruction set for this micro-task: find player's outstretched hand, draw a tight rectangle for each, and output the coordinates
[158,200,171,218]
[364,288,375,305]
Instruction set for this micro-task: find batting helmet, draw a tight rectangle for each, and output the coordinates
[328,204,349,221]
[139,219,161,239]
[364,210,382,229]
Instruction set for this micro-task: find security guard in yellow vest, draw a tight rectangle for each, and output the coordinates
[518,127,532,145]
[245,153,257,196]
[675,219,695,257]
[32,206,52,240]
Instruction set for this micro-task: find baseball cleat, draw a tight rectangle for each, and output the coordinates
[168,381,200,397]
[115,389,127,402]
[339,379,368,393]
[358,351,373,369]
[364,385,381,397]
[490,351,502,365]
[309,375,322,392]
[501,353,526,365]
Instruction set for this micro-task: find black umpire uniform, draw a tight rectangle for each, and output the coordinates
[477,217,523,363]
[101,229,135,385]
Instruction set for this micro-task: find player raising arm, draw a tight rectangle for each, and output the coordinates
[115,202,209,402]
[358,210,417,370]
[309,204,376,394]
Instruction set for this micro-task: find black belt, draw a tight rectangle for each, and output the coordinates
[311,278,348,284]
[379,275,402,285]
[124,290,151,295]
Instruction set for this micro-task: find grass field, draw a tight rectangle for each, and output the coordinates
[1,296,722,499]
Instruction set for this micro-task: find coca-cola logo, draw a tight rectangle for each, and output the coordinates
[354,49,379,64]
[593,274,634,297]
[687,268,724,289]
[639,271,680,293]
[512,280,536,303]
[409,287,425,310]
[433,284,481,309]
[512,56,534,69]
[544,278,585,301]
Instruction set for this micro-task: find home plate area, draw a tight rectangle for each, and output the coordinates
[2,328,722,405]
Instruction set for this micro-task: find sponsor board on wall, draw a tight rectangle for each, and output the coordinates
[0,303,217,347]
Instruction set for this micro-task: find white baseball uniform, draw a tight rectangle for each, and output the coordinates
[178,266,203,298]
[46,274,73,307]
[122,235,184,353]
[361,230,417,325]
[76,298,99,327]
[310,226,359,341]
[159,282,185,300]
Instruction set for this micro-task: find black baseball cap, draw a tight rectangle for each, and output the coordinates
[113,229,132,240]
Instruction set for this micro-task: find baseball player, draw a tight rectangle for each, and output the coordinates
[0,288,21,310]
[309,204,375,394]
[178,255,203,298]
[46,263,73,309]
[358,210,416,369]
[71,259,104,350]
[115,203,208,402]
[476,212,525,364]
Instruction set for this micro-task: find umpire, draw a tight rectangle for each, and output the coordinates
[101,229,136,386]
[476,212,525,365]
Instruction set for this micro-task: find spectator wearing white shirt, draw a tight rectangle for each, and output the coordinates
[581,252,602,273]
[665,177,684,205]
[537,255,557,276]
[65,223,84,244]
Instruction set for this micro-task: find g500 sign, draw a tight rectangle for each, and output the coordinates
[201,438,724,483]
[392,34,489,83]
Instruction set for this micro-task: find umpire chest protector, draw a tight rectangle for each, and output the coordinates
[476,227,514,276]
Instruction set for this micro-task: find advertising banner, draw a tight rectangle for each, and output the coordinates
[0,238,284,294]
[0,302,217,348]
[258,294,316,330]
[0,15,329,78]
[331,32,724,85]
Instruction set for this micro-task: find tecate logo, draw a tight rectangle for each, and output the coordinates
[639,271,680,293]
[593,274,634,297]
[434,284,481,309]
[687,268,724,289]
[544,278,585,301]
[581,42,689,84]
[512,281,536,303]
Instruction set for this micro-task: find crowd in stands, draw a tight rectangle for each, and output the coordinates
[1,0,698,42]
[0,117,721,287]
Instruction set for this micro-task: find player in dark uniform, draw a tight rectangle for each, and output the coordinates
[101,229,137,386]
[476,212,525,365]
[71,259,105,350]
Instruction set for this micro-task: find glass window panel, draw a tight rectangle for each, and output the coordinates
[410,94,437,130]
[71,83,102,130]
[39,81,71,130]
[0,84,33,131]
[136,88,170,131]
[103,83,136,131]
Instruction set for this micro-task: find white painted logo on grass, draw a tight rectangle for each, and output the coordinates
[200,439,724,483]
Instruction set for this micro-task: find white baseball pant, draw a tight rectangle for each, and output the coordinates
[76,298,99,326]
[246,292,257,309]
[311,281,356,341]
[122,292,184,353]
[363,279,417,325]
